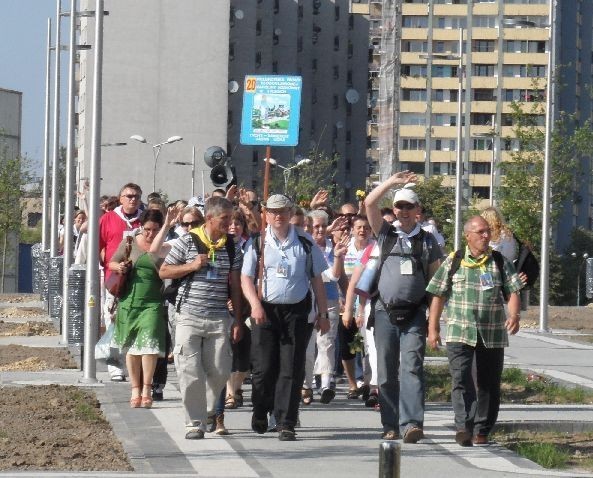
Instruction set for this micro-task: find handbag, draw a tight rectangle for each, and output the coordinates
[105,236,133,298]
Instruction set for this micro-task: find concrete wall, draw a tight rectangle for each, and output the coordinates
[78,0,230,200]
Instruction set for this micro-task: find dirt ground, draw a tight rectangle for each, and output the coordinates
[0,385,132,471]
[521,305,593,334]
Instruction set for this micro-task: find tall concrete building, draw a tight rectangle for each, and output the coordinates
[0,87,22,292]
[77,0,230,199]
[227,0,369,202]
[372,0,592,249]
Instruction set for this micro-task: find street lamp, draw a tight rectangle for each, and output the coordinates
[572,252,590,306]
[168,158,196,197]
[264,157,312,194]
[130,134,183,192]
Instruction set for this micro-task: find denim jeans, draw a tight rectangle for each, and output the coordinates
[447,335,504,436]
[374,307,426,434]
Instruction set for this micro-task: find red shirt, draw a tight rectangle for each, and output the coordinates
[99,208,141,280]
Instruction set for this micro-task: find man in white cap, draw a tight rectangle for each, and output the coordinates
[241,194,330,441]
[364,172,442,443]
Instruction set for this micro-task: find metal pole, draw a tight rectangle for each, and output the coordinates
[201,170,205,197]
[257,145,272,300]
[577,265,581,307]
[82,0,103,383]
[539,0,555,333]
[61,0,77,344]
[50,0,62,257]
[379,441,401,478]
[454,27,463,250]
[191,146,196,197]
[41,18,52,251]
[152,146,162,193]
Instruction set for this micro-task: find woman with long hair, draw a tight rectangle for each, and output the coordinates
[480,207,517,262]
[110,207,177,408]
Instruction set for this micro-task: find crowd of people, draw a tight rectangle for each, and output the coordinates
[63,172,528,446]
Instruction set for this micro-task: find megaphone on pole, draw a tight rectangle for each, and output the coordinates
[204,146,236,189]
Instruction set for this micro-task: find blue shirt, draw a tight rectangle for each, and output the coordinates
[242,225,326,304]
[320,238,339,301]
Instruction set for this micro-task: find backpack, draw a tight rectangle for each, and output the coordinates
[162,232,236,309]
[446,249,509,301]
[513,235,539,288]
[368,227,434,326]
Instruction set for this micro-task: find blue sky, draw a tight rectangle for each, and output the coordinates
[0,1,66,174]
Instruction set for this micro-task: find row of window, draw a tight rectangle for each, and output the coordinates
[402,87,545,103]
[400,112,546,126]
[401,137,522,151]
[403,15,547,28]
[402,39,547,54]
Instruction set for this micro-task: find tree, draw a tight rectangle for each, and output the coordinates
[0,138,34,291]
[414,176,455,250]
[268,152,340,208]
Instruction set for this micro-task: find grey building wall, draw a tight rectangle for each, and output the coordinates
[228,0,369,202]
[78,0,230,200]
[0,87,22,293]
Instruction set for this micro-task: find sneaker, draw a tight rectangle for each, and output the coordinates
[215,414,229,435]
[251,415,267,434]
[185,428,205,440]
[365,390,379,408]
[152,385,164,402]
[278,427,296,441]
[455,430,473,447]
[110,374,125,382]
[381,430,400,440]
[359,384,370,402]
[320,387,336,404]
[267,414,277,433]
[403,426,424,444]
[206,414,216,433]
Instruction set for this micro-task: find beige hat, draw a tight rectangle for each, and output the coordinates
[392,188,419,205]
[264,194,293,209]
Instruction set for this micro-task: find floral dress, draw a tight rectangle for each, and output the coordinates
[112,238,166,356]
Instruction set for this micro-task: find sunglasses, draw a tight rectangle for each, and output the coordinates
[122,194,140,200]
[394,203,415,211]
[181,221,201,228]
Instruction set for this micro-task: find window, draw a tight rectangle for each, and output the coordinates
[472,138,492,150]
[255,51,262,68]
[346,131,351,144]
[334,35,340,51]
[473,64,494,76]
[272,61,278,73]
[274,0,279,14]
[27,212,42,228]
[347,41,353,58]
[471,162,491,174]
[333,65,339,80]
[402,138,426,150]
[473,40,495,53]
[347,69,353,85]
[333,95,338,109]
[399,162,425,174]
[256,19,262,36]
[472,113,494,126]
[473,15,496,28]
[471,186,490,199]
[402,40,428,53]
[297,36,303,52]
[252,150,259,164]
[402,65,427,77]
[227,110,233,127]
[400,113,426,125]
[402,89,427,101]
[229,42,235,61]
[298,5,303,19]
[402,16,428,28]
[348,14,354,30]
[473,89,495,101]
[312,58,317,72]
[335,5,340,21]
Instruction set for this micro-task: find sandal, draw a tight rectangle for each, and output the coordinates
[235,389,244,407]
[224,393,237,409]
[301,387,313,405]
[130,387,142,408]
[347,388,360,399]
[141,383,153,409]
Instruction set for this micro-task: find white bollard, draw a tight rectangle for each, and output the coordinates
[379,441,401,478]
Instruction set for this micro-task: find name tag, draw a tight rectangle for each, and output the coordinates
[206,261,219,280]
[480,272,494,290]
[276,258,289,278]
[400,258,413,275]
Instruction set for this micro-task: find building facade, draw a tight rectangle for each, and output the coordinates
[228,0,369,202]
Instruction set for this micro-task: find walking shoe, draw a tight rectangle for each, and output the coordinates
[473,434,489,445]
[455,430,473,447]
[365,389,379,408]
[278,427,296,441]
[251,415,268,434]
[185,428,205,440]
[358,384,370,402]
[235,389,244,407]
[403,426,424,444]
[381,430,400,440]
[110,374,125,382]
[267,414,277,433]
[320,387,336,404]
[152,384,164,402]
[215,414,229,435]
[206,414,216,433]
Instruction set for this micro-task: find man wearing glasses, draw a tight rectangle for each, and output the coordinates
[426,216,522,447]
[241,194,329,441]
[99,182,144,381]
[365,172,442,443]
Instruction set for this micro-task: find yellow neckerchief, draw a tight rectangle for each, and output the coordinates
[459,246,491,273]
[191,225,227,263]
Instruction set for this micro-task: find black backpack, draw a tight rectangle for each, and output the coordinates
[162,232,236,308]
[513,235,539,288]
[446,249,509,301]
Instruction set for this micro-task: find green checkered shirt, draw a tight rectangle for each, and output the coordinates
[426,250,523,348]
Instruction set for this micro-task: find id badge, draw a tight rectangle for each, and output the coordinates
[480,272,494,290]
[400,258,413,275]
[206,261,219,280]
[276,258,289,278]
[122,230,134,238]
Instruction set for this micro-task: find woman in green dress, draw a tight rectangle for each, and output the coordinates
[109,207,177,408]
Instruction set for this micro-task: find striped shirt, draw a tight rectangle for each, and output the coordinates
[164,233,243,320]
[426,251,523,348]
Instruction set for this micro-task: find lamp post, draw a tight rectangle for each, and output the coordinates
[264,157,312,194]
[572,252,590,306]
[168,148,196,198]
[130,134,183,192]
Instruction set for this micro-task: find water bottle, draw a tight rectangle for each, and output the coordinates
[354,256,379,299]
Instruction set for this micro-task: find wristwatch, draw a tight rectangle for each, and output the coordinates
[318,312,329,319]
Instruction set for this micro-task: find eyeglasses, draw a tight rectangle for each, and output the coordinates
[394,203,415,211]
[469,229,490,236]
[181,221,201,228]
[266,209,289,216]
[122,194,140,200]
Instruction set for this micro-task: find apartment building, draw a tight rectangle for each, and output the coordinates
[228,0,369,202]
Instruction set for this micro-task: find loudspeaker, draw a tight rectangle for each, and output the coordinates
[210,164,236,189]
[204,146,227,168]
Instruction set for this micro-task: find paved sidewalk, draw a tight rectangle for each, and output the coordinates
[2,300,593,477]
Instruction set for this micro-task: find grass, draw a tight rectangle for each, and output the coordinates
[425,345,447,357]
[68,388,105,423]
[515,442,569,469]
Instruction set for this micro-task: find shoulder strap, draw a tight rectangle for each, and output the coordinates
[296,233,314,280]
[224,234,236,266]
[175,233,207,312]
[491,250,509,301]
[446,249,464,293]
